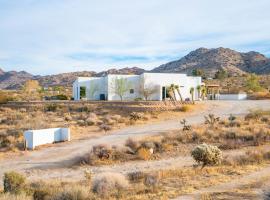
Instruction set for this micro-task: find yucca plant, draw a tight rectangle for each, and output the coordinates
[175,85,183,102]
[190,87,195,103]
[204,114,220,128]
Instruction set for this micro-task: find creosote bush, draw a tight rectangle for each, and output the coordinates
[3,171,26,194]
[92,172,129,196]
[191,143,222,167]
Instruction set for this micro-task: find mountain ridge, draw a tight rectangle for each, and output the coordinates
[1,47,270,89]
[152,47,270,76]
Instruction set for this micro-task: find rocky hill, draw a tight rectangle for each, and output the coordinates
[0,67,145,90]
[1,47,270,89]
[152,47,270,76]
[0,70,33,90]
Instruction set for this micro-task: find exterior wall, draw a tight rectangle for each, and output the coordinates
[142,73,201,101]
[73,73,202,101]
[24,128,71,150]
[219,93,247,100]
[107,74,141,100]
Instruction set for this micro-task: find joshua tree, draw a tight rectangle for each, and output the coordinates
[180,119,192,131]
[190,87,195,103]
[196,85,201,100]
[175,85,183,102]
[169,84,177,101]
[166,86,175,101]
[201,86,207,100]
[204,114,220,128]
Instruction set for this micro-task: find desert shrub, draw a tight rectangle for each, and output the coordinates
[92,172,129,196]
[137,147,152,160]
[45,104,58,112]
[0,193,32,200]
[51,186,89,200]
[111,114,122,122]
[261,116,269,123]
[64,114,72,121]
[99,124,112,132]
[3,171,26,194]
[0,92,14,104]
[143,174,159,188]
[85,117,96,126]
[191,143,222,167]
[77,120,85,126]
[125,138,139,152]
[33,188,51,200]
[130,112,144,121]
[245,110,262,121]
[33,185,89,200]
[92,144,112,159]
[55,94,68,100]
[235,151,264,165]
[179,105,190,112]
[77,106,90,112]
[127,171,146,183]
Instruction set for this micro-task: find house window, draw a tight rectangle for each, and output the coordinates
[130,89,134,94]
[80,86,86,99]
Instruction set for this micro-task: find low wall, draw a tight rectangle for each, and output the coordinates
[219,93,247,100]
[24,128,70,150]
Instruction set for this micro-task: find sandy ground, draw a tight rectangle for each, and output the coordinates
[0,100,270,185]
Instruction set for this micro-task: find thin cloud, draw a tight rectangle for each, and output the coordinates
[0,0,269,75]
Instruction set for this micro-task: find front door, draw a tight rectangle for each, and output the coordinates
[100,94,105,100]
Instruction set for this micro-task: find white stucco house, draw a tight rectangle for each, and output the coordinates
[72,73,202,101]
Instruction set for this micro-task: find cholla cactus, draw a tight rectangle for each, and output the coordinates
[191,143,222,168]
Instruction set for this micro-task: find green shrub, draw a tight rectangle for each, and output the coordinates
[55,94,68,100]
[3,171,26,194]
[191,143,222,167]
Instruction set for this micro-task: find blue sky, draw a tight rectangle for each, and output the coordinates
[0,0,270,75]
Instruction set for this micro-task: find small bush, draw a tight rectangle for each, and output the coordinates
[143,174,159,188]
[3,171,26,194]
[191,143,222,167]
[125,138,139,152]
[92,172,129,196]
[52,186,89,200]
[137,147,152,160]
[130,112,144,121]
[55,94,68,100]
[128,171,146,183]
[179,105,190,112]
[235,151,264,165]
[45,104,58,112]
[99,124,112,132]
[245,111,262,121]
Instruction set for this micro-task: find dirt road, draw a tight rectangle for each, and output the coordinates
[0,100,269,183]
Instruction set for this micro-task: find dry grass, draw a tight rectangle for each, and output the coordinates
[0,101,201,154]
